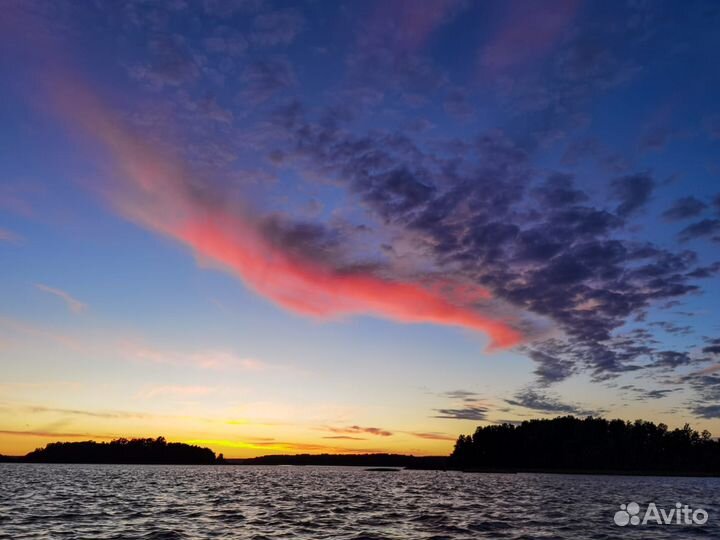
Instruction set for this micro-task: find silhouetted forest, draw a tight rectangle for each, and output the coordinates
[451,416,720,474]
[24,437,219,464]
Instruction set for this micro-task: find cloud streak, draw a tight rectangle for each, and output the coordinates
[35,284,87,313]
[41,74,522,349]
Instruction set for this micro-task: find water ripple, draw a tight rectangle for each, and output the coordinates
[1,464,719,539]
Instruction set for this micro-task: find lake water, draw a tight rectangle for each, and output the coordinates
[1,463,719,539]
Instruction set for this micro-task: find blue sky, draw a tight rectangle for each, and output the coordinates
[1,0,719,457]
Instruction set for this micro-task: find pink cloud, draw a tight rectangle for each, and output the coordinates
[35,283,87,313]
[39,73,522,349]
[121,342,265,372]
[480,0,579,72]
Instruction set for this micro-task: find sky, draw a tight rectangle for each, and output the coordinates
[1,0,719,458]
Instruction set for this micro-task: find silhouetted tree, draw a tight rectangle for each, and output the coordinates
[24,436,218,464]
[450,416,720,474]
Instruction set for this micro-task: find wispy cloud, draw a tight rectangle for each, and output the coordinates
[0,429,115,439]
[141,385,214,398]
[0,227,21,243]
[35,284,87,313]
[326,425,393,437]
[122,343,266,371]
[408,431,456,441]
[504,388,598,416]
[24,404,149,419]
[0,315,86,351]
[433,405,489,421]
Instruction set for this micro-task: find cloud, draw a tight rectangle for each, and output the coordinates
[0,316,87,351]
[505,388,597,416]
[662,197,707,221]
[678,219,720,242]
[327,425,393,437]
[651,350,695,370]
[611,173,655,217]
[24,405,148,419]
[442,390,479,400]
[433,404,489,421]
[692,405,720,419]
[122,344,265,371]
[408,431,456,441]
[39,76,522,349]
[702,338,720,356]
[15,3,718,401]
[621,386,677,401]
[35,284,87,313]
[0,429,114,439]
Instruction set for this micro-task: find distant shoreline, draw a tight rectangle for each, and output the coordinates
[3,458,720,477]
[6,415,720,477]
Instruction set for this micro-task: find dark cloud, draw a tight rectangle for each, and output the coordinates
[433,405,489,421]
[621,385,677,400]
[533,174,587,207]
[679,370,720,418]
[703,338,720,356]
[640,388,677,400]
[611,173,654,217]
[652,350,694,370]
[679,219,720,242]
[526,347,575,385]
[442,390,479,400]
[327,425,393,437]
[662,197,707,221]
[693,405,720,419]
[409,432,456,441]
[686,262,720,279]
[266,102,711,385]
[505,388,597,416]
[648,321,693,336]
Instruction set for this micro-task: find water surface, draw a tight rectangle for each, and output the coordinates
[1,463,719,539]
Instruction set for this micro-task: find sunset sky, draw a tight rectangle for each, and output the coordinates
[1,0,720,458]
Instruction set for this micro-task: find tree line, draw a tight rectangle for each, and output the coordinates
[24,436,219,464]
[451,416,720,473]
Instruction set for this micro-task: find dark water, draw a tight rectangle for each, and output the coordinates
[1,464,720,539]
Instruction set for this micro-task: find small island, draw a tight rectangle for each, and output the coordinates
[22,436,219,465]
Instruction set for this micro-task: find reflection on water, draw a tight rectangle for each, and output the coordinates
[1,463,719,539]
